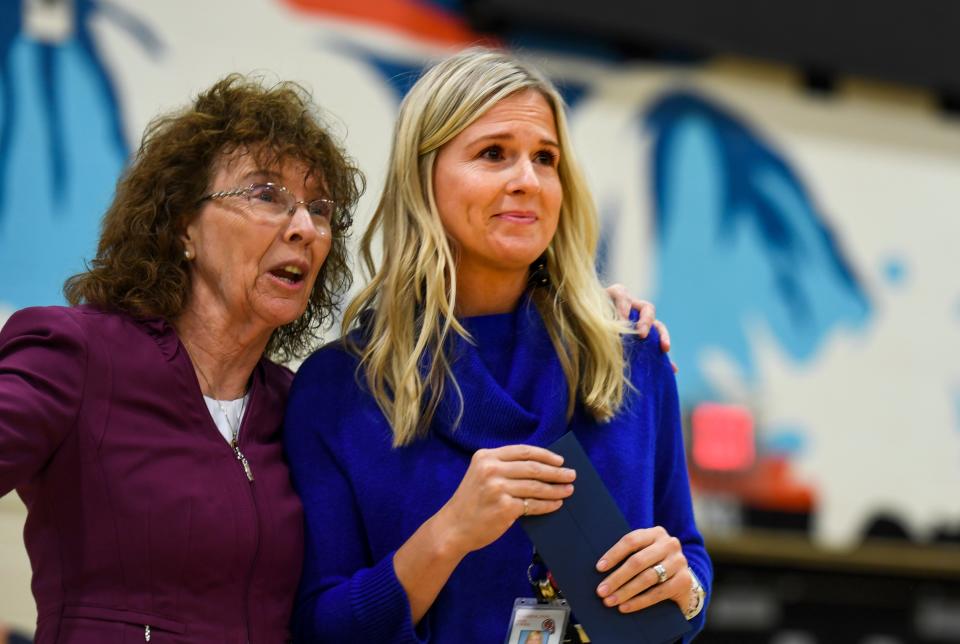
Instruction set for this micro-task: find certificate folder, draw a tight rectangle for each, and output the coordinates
[520,432,691,644]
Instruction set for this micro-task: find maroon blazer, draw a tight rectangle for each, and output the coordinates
[0,306,304,643]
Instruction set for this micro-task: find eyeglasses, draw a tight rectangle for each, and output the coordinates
[199,183,351,233]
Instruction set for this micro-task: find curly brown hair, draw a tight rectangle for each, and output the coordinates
[64,73,364,361]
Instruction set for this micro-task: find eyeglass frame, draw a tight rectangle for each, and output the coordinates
[198,182,352,233]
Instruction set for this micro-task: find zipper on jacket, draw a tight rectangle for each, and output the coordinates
[144,624,151,641]
[231,437,255,482]
[237,401,261,644]
[241,484,261,643]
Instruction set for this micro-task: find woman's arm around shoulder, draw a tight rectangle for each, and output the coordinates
[0,306,90,496]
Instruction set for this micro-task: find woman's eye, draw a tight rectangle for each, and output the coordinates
[250,185,279,203]
[308,200,333,219]
[480,146,504,161]
[535,150,558,166]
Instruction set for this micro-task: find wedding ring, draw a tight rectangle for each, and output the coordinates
[522,498,529,516]
[653,563,668,584]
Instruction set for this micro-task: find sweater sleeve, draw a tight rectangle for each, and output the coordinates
[0,307,88,497]
[284,352,429,644]
[647,336,713,640]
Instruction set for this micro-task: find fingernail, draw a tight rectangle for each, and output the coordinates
[605,595,618,606]
[596,559,607,571]
[597,584,608,597]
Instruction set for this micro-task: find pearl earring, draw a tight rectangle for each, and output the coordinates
[184,249,193,260]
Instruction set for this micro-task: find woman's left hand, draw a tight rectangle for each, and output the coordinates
[595,525,693,614]
[604,284,672,356]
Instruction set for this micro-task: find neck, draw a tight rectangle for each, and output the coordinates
[173,301,272,400]
[455,266,528,317]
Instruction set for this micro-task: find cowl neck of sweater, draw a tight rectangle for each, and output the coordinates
[432,297,571,452]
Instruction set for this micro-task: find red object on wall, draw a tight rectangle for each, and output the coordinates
[689,403,816,513]
[691,402,756,472]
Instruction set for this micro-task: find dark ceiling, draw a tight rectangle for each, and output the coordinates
[464,0,960,106]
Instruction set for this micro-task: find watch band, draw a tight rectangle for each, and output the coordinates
[683,567,706,620]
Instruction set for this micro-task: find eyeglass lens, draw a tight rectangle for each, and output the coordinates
[247,184,335,223]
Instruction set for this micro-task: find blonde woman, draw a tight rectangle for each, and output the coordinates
[284,48,710,643]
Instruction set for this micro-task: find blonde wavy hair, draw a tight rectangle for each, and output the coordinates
[343,47,629,447]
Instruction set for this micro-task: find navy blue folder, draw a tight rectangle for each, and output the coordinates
[520,432,691,644]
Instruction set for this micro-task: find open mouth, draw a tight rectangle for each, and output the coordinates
[269,264,306,284]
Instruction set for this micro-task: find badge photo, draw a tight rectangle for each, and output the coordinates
[504,598,570,644]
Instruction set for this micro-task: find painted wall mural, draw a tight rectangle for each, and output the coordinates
[2,0,959,551]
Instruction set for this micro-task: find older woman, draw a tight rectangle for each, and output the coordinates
[0,75,361,642]
[285,48,710,643]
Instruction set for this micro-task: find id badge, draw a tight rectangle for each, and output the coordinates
[504,597,571,644]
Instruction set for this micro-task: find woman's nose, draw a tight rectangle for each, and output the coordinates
[506,158,541,194]
[283,202,322,243]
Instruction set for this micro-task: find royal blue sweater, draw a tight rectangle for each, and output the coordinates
[284,302,711,643]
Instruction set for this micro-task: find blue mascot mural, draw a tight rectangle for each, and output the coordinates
[0,0,157,308]
[644,92,872,404]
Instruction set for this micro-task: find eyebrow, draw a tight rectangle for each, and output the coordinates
[233,168,329,199]
[471,132,560,148]
[239,169,284,183]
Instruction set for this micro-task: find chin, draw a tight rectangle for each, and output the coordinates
[487,242,548,264]
[260,301,311,330]
[495,251,548,271]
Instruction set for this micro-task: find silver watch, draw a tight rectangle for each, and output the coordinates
[683,567,705,620]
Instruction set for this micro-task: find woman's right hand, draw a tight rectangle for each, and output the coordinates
[394,444,575,623]
[437,444,576,556]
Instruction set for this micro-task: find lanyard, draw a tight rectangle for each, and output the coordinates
[528,551,592,644]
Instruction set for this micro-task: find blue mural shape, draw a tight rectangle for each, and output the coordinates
[881,256,908,286]
[0,1,130,210]
[0,1,24,211]
[644,91,872,402]
[0,0,162,310]
[762,424,807,457]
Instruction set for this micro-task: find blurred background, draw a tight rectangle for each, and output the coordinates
[1,0,959,641]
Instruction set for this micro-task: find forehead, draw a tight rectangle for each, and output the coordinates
[212,146,323,191]
[461,90,558,138]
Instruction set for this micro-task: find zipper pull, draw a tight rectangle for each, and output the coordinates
[232,440,254,482]
[144,624,151,641]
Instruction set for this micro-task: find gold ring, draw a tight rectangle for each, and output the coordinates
[522,498,529,516]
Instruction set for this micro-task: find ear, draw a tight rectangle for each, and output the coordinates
[180,217,199,260]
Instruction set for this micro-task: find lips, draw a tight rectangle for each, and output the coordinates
[495,210,538,223]
[267,260,309,285]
